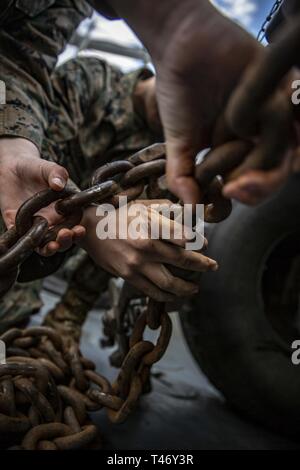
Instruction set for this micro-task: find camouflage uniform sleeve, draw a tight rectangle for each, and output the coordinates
[51,56,153,135]
[0,0,92,151]
[48,57,155,183]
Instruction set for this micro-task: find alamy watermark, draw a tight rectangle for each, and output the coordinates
[291,340,300,365]
[0,340,5,364]
[95,197,205,251]
[291,80,300,106]
[0,80,6,105]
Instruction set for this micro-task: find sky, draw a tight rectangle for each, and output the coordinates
[60,0,277,69]
[213,0,276,35]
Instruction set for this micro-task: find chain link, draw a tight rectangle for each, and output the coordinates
[257,0,284,43]
[257,0,283,43]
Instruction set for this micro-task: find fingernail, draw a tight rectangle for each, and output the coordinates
[211,262,219,272]
[52,177,65,189]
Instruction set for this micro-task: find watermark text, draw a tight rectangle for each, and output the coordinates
[0,80,6,105]
[96,197,205,251]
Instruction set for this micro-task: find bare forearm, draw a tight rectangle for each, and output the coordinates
[96,0,216,62]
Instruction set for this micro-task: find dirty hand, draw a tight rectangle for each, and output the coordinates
[108,0,293,206]
[156,6,295,206]
[0,138,86,255]
[80,200,218,302]
[221,65,299,206]
[147,1,261,204]
[155,2,297,206]
[134,67,294,207]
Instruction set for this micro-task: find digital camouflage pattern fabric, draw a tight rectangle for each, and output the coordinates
[0,0,118,149]
[43,250,111,341]
[43,57,155,187]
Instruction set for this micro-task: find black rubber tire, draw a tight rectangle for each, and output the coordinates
[181,175,300,440]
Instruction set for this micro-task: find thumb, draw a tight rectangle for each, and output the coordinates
[2,209,17,230]
[40,161,69,191]
[166,140,201,206]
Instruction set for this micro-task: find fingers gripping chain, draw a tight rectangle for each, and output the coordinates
[0,142,229,296]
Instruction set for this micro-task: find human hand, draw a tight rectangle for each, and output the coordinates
[151,1,261,204]
[0,138,85,255]
[107,0,293,206]
[80,199,218,302]
[156,2,294,206]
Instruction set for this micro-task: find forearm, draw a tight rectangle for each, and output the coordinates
[102,0,217,61]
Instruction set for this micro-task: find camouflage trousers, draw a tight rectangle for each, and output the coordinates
[0,246,111,336]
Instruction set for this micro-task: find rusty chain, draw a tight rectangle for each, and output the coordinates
[0,2,297,299]
[257,0,284,43]
[0,302,171,449]
[0,11,299,449]
[0,326,99,449]
[0,142,231,298]
[0,142,230,450]
[0,135,232,450]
